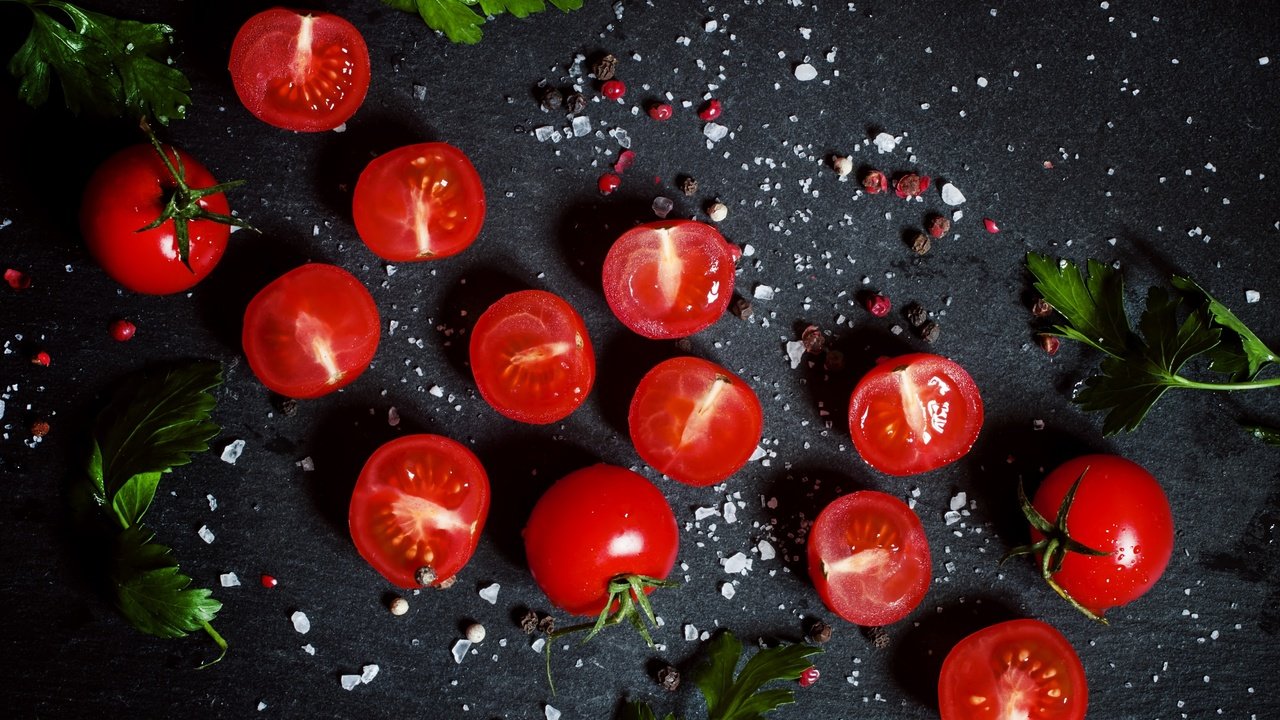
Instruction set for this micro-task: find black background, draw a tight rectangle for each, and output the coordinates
[2,1,1279,718]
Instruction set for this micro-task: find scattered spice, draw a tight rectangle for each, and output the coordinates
[592,53,618,81]
[730,295,754,319]
[1031,297,1054,318]
[110,319,137,342]
[598,173,621,195]
[926,214,952,238]
[261,575,278,588]
[601,79,626,100]
[894,172,930,199]
[698,98,722,121]
[536,613,556,634]
[519,609,540,634]
[32,351,51,367]
[414,566,438,587]
[905,303,929,328]
[920,320,941,343]
[613,150,636,174]
[30,419,51,438]
[909,231,931,255]
[436,576,457,590]
[465,623,486,643]
[798,666,820,688]
[864,293,891,317]
[276,396,299,417]
[5,268,31,290]
[657,664,681,692]
[389,597,409,616]
[1037,333,1061,355]
[538,85,562,112]
[707,201,728,222]
[678,175,698,196]
[800,325,826,354]
[823,349,845,372]
[861,169,888,194]
[564,91,587,114]
[805,618,833,644]
[983,217,1001,233]
[864,625,891,649]
[830,155,853,177]
[648,102,673,121]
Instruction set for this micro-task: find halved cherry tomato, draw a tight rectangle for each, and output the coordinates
[628,356,762,487]
[242,263,380,399]
[228,8,370,132]
[602,219,739,339]
[353,143,485,261]
[523,464,678,616]
[349,434,490,589]
[469,290,595,424]
[806,490,931,626]
[847,353,983,476]
[938,619,1087,720]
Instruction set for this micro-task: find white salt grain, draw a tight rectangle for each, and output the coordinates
[452,639,472,664]
[977,76,989,88]
[291,611,311,634]
[873,132,897,154]
[207,494,218,511]
[545,705,562,720]
[723,502,738,524]
[361,664,379,683]
[220,439,245,464]
[220,572,240,587]
[758,540,776,560]
[684,624,699,641]
[302,644,315,655]
[786,341,805,369]
[297,456,315,471]
[941,183,967,206]
[703,122,729,142]
[1245,290,1261,303]
[794,63,818,81]
[753,284,775,301]
[694,506,720,521]
[1261,57,1271,66]
[721,582,736,600]
[571,115,592,137]
[722,552,751,574]
[198,525,215,544]
[340,675,362,691]
[478,583,501,604]
[950,492,968,511]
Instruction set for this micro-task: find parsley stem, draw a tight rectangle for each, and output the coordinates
[196,620,227,669]
[1170,376,1280,392]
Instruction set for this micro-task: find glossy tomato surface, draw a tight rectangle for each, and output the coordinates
[523,464,678,616]
[228,8,370,132]
[629,356,762,486]
[1031,454,1174,615]
[242,264,380,399]
[807,490,931,626]
[848,353,984,476]
[81,144,230,295]
[353,142,485,261]
[349,434,490,589]
[602,219,738,339]
[470,290,595,424]
[939,619,1088,720]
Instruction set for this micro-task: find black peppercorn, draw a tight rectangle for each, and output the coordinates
[920,320,941,344]
[592,53,619,81]
[564,91,587,114]
[910,231,932,255]
[657,664,681,691]
[519,610,539,634]
[538,85,563,112]
[679,175,699,196]
[805,618,833,644]
[905,303,929,328]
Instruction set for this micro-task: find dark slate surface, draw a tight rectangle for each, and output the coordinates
[1,1,1278,718]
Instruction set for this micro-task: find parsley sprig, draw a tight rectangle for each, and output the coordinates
[5,0,191,123]
[622,631,822,720]
[82,360,226,664]
[1027,253,1279,435]
[382,0,584,45]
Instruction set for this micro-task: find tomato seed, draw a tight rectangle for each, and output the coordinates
[984,217,1001,233]
[5,268,31,291]
[602,79,626,100]
[261,574,278,588]
[598,173,622,195]
[109,319,137,342]
[32,351,51,367]
[698,98,723,121]
[648,102,673,120]
[865,293,892,317]
[799,666,820,688]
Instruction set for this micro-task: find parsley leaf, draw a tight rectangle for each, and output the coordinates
[1171,275,1278,381]
[7,0,191,123]
[113,526,223,640]
[383,0,584,45]
[1243,424,1280,446]
[1026,252,1133,356]
[693,632,822,720]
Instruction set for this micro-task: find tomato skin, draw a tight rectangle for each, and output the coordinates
[470,290,595,424]
[628,356,763,487]
[939,619,1087,720]
[602,219,738,339]
[81,144,230,295]
[523,465,679,616]
[348,434,490,589]
[353,143,486,261]
[806,491,931,626]
[847,353,984,476]
[228,8,370,132]
[242,264,380,399]
[1031,455,1175,615]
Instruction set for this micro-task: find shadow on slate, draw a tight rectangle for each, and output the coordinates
[594,331,683,436]
[435,262,534,378]
[761,462,869,578]
[312,112,440,223]
[554,193,658,298]
[798,323,915,423]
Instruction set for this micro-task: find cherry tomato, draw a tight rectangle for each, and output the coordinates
[349,434,490,589]
[628,356,762,487]
[470,290,595,424]
[602,219,739,339]
[806,491,931,626]
[523,464,678,616]
[847,353,983,476]
[1029,454,1174,616]
[228,8,370,132]
[352,143,485,261]
[938,619,1087,720]
[81,144,230,295]
[242,264,380,399]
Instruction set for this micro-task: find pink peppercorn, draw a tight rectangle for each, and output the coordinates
[261,575,278,588]
[799,666,820,688]
[865,294,892,317]
[697,99,722,121]
[598,173,622,195]
[5,268,30,291]
[613,150,636,174]
[110,319,137,342]
[648,102,673,120]
[32,351,51,367]
[983,217,1001,233]
[861,169,888,194]
[601,79,626,100]
[894,173,931,199]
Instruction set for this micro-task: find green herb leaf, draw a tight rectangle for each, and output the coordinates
[112,526,221,640]
[1027,252,1134,357]
[87,439,106,504]
[111,471,163,529]
[1243,424,1280,446]
[692,632,822,720]
[1171,275,1278,381]
[384,0,584,44]
[8,1,191,123]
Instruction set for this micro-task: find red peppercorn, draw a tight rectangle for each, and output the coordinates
[861,169,888,194]
[926,214,952,238]
[1037,333,1060,355]
[894,173,931,199]
[983,217,1001,233]
[613,150,636,174]
[648,102,673,121]
[865,293,892,317]
[601,79,626,100]
[5,268,31,291]
[598,173,622,195]
[110,319,137,342]
[697,99,722,121]
[32,351,51,367]
[261,575,278,588]
[799,666,820,688]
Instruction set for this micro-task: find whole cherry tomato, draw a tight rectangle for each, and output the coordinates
[939,619,1087,720]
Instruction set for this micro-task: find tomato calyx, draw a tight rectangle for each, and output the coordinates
[1005,469,1111,623]
[136,119,257,270]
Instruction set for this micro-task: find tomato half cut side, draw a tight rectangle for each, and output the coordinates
[349,434,490,589]
[807,490,931,626]
[353,143,486,261]
[242,263,380,399]
[629,356,763,487]
[848,353,984,476]
[939,619,1088,720]
[602,219,739,339]
[228,8,371,132]
[470,290,595,424]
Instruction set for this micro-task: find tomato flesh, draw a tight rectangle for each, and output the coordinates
[629,356,762,486]
[807,490,931,626]
[242,264,380,399]
[349,434,490,589]
[470,290,595,424]
[353,143,485,261]
[229,8,370,132]
[81,144,230,295]
[939,619,1087,720]
[602,220,738,339]
[523,464,678,616]
[848,353,984,476]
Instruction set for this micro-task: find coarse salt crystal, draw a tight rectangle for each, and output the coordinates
[361,664,379,683]
[786,340,805,369]
[1245,290,1261,303]
[545,705,562,720]
[340,675,362,691]
[941,183,966,206]
[694,506,719,521]
[705,19,718,32]
[1261,57,1271,66]
[758,540,776,560]
[749,446,767,461]
[703,122,729,142]
[684,624,699,641]
[722,552,751,574]
[207,494,218,511]
[721,582,736,599]
[452,639,472,664]
[198,525,215,544]
[302,644,315,655]
[977,76,989,87]
[753,284,775,300]
[478,583,501,604]
[873,132,897,153]
[794,63,818,81]
[220,572,240,587]
[950,492,968,511]
[723,502,737,524]
[220,439,245,464]
[571,115,592,137]
[291,611,311,634]
[428,385,445,397]
[297,456,315,471]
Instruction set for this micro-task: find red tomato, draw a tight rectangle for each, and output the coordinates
[602,220,739,339]
[228,8,370,132]
[81,144,231,295]
[806,491,931,626]
[353,143,486,261]
[469,290,595,424]
[1029,455,1174,616]
[523,464,678,616]
[628,356,763,486]
[349,434,490,589]
[847,353,984,476]
[242,264,380,399]
[938,619,1087,720]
